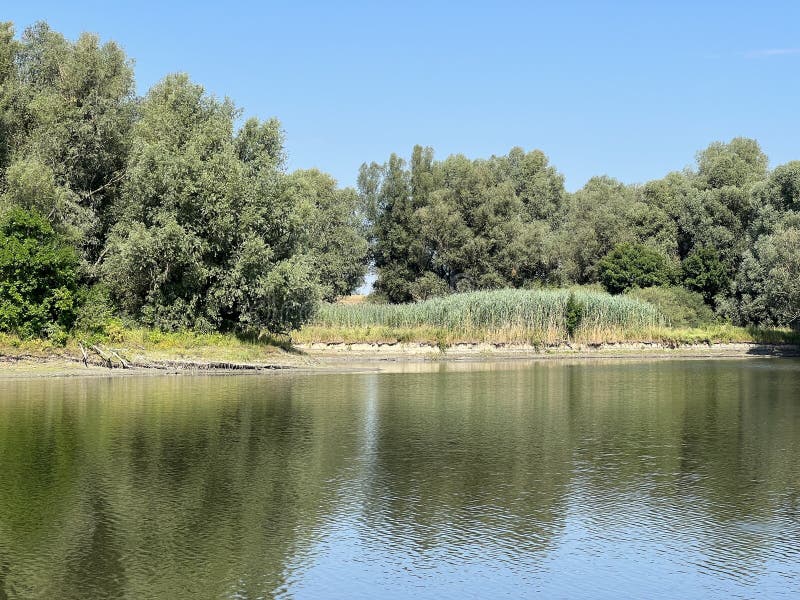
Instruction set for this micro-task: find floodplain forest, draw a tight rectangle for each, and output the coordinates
[1,21,798,346]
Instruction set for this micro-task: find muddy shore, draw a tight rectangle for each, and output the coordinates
[1,341,798,379]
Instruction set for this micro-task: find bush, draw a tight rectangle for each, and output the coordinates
[74,285,118,334]
[565,292,583,338]
[0,207,78,338]
[626,286,716,328]
[598,243,675,294]
[409,272,450,301]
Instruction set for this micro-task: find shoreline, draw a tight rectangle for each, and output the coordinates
[2,340,798,379]
[296,340,800,357]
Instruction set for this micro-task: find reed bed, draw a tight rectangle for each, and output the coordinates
[310,289,666,344]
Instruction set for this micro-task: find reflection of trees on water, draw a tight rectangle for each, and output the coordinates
[0,361,797,598]
[355,361,800,579]
[560,361,800,574]
[360,368,573,561]
[0,376,368,599]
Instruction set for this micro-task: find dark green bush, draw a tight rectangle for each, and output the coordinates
[0,207,78,338]
[565,292,584,338]
[74,284,119,335]
[598,243,675,294]
[681,247,730,305]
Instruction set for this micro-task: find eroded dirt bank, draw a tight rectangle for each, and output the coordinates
[2,341,798,379]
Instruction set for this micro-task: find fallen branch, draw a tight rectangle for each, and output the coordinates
[109,349,130,369]
[90,345,114,368]
[78,342,89,367]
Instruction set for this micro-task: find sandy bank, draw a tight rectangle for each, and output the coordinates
[296,340,800,359]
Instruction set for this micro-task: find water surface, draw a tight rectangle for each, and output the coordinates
[0,359,798,599]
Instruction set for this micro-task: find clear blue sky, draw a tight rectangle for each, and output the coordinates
[6,1,800,191]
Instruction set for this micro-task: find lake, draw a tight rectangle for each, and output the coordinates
[0,358,798,599]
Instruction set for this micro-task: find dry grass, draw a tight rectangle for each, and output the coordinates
[337,294,368,305]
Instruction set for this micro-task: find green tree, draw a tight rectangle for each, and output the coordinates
[765,161,800,211]
[102,74,321,333]
[598,243,675,294]
[367,153,420,302]
[0,22,18,172]
[0,207,78,338]
[724,226,800,328]
[561,177,675,283]
[365,146,564,300]
[696,137,768,190]
[2,22,135,262]
[281,169,368,301]
[502,146,565,223]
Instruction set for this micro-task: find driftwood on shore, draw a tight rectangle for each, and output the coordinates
[71,344,291,372]
[77,342,133,369]
[78,342,89,367]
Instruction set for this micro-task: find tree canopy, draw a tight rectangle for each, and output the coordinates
[0,20,798,339]
[0,21,368,338]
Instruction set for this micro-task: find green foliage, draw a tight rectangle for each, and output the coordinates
[766,161,800,211]
[696,137,768,190]
[366,152,419,302]
[409,272,452,301]
[565,293,583,338]
[724,226,800,328]
[0,19,798,338]
[101,74,358,334]
[0,207,78,337]
[562,176,676,283]
[237,254,321,334]
[1,22,136,262]
[598,243,675,294]
[73,284,119,335]
[681,247,730,305]
[361,146,565,301]
[627,286,716,328]
[282,169,368,301]
[0,21,368,338]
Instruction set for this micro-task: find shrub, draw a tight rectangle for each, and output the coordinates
[409,272,450,301]
[598,243,675,294]
[0,208,78,338]
[626,286,716,328]
[565,292,583,338]
[74,284,119,335]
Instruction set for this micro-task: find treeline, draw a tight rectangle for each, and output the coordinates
[360,139,800,329]
[1,21,798,343]
[0,22,367,340]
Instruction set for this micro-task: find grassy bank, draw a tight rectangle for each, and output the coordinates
[0,329,294,367]
[294,322,800,347]
[296,289,800,347]
[1,289,798,370]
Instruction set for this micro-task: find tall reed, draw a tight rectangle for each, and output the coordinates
[311,289,666,344]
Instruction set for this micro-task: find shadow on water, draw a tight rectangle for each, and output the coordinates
[747,344,800,358]
[744,325,800,356]
[746,344,800,357]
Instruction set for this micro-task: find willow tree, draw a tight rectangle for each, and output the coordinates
[0,22,136,263]
[102,74,319,333]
